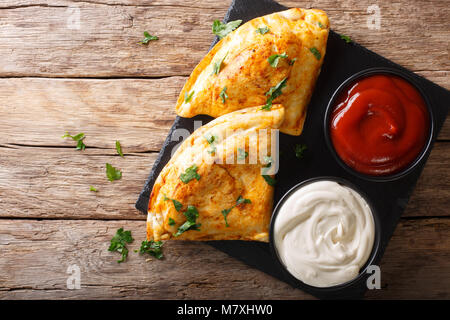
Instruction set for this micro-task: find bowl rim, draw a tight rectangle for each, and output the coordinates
[323,67,435,182]
[269,176,382,292]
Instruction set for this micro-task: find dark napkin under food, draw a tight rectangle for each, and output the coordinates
[136,0,449,299]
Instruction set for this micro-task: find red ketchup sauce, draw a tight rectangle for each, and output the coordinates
[330,74,430,176]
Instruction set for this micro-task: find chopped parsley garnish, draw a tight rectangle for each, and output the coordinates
[219,86,228,103]
[261,78,288,110]
[262,175,276,186]
[221,195,251,227]
[212,19,242,39]
[62,131,86,150]
[106,163,122,182]
[115,140,124,157]
[139,31,158,44]
[168,218,176,226]
[318,21,325,29]
[89,185,98,192]
[294,144,307,159]
[179,164,201,183]
[268,52,288,67]
[309,47,321,60]
[340,34,352,43]
[175,205,201,237]
[184,90,194,103]
[255,26,270,34]
[289,58,297,66]
[108,228,133,263]
[205,133,218,154]
[212,52,228,75]
[237,148,248,160]
[163,195,183,212]
[138,240,164,260]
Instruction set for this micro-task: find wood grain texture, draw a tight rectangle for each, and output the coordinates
[0,78,448,154]
[0,218,447,299]
[0,143,448,220]
[0,0,448,90]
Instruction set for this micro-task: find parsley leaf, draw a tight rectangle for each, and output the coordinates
[261,78,288,110]
[89,185,98,192]
[289,58,297,66]
[180,164,201,183]
[309,47,321,60]
[262,175,277,186]
[184,90,194,103]
[221,208,232,227]
[138,240,164,259]
[163,195,183,212]
[237,148,248,160]
[108,228,133,263]
[340,34,352,43]
[168,218,176,226]
[236,195,251,206]
[219,86,228,103]
[115,140,124,157]
[175,205,201,237]
[106,163,122,182]
[212,52,228,75]
[318,21,325,29]
[62,131,86,150]
[139,31,158,44]
[268,52,288,67]
[212,19,242,39]
[255,26,270,34]
[205,134,218,155]
[294,144,307,159]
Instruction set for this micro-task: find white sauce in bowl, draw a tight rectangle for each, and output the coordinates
[274,180,375,288]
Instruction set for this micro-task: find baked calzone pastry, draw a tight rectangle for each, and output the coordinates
[147,105,285,242]
[175,8,329,135]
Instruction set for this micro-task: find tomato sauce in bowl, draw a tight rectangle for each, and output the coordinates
[327,70,432,178]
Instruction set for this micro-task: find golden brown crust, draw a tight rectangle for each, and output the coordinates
[147,105,285,242]
[175,8,329,136]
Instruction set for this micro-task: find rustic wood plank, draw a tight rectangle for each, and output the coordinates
[0,0,448,91]
[0,143,448,220]
[0,218,447,299]
[0,78,448,154]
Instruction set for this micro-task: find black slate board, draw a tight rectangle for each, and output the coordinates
[136,0,449,299]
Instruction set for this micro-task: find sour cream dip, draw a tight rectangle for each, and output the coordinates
[273,180,375,287]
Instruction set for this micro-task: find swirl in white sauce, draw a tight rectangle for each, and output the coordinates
[274,180,375,287]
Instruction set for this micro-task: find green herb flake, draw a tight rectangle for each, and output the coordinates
[89,185,98,192]
[236,195,251,206]
[340,34,352,43]
[168,218,176,226]
[106,163,122,182]
[62,131,86,150]
[175,205,201,237]
[219,86,228,103]
[262,175,277,186]
[138,240,164,259]
[309,47,321,60]
[179,164,201,183]
[221,208,232,227]
[163,195,183,212]
[268,52,288,68]
[139,31,158,45]
[237,148,248,160]
[108,228,134,263]
[184,90,195,103]
[115,140,124,157]
[212,52,228,75]
[255,26,270,35]
[261,78,288,110]
[318,21,325,29]
[289,58,297,66]
[294,144,307,159]
[205,134,218,155]
[212,19,242,39]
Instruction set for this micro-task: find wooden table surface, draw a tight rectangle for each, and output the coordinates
[0,0,448,299]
